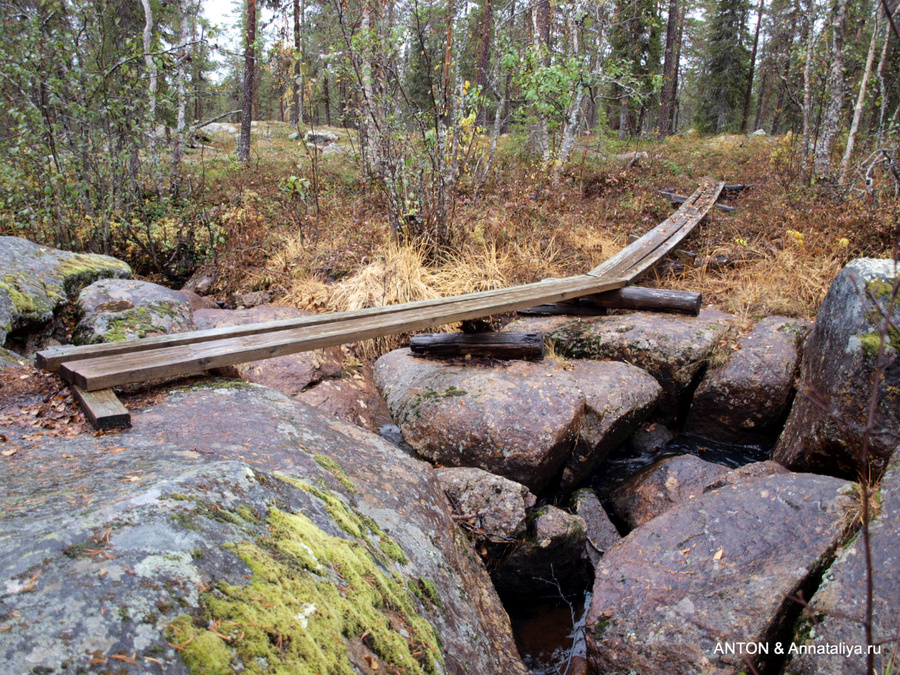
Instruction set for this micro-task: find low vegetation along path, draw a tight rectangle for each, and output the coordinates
[37,179,726,427]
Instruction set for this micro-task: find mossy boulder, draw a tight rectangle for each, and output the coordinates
[73,278,195,344]
[0,236,131,347]
[0,382,527,674]
[774,259,900,479]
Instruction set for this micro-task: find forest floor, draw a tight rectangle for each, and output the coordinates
[138,121,898,358]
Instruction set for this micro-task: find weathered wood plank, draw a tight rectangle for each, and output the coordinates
[409,332,545,360]
[70,385,131,430]
[659,190,736,212]
[37,276,615,373]
[588,180,724,282]
[60,276,626,391]
[589,181,725,283]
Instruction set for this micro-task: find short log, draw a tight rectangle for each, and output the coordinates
[409,332,545,360]
[71,385,131,431]
[659,190,736,213]
[590,287,702,315]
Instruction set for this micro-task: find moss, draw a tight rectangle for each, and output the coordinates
[313,455,356,493]
[866,278,897,301]
[167,507,442,675]
[167,615,233,675]
[61,540,97,559]
[592,616,611,640]
[379,539,410,566]
[54,254,130,296]
[171,510,201,532]
[0,274,55,317]
[408,578,444,610]
[234,504,259,523]
[859,332,892,359]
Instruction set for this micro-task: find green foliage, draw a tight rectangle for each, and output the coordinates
[694,0,751,132]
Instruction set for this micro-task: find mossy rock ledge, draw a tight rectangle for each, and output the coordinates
[0,235,131,346]
[0,381,527,674]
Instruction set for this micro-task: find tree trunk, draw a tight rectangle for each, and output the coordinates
[814,0,849,181]
[238,0,257,163]
[741,0,766,132]
[839,6,881,185]
[292,0,301,125]
[658,0,679,137]
[172,0,191,175]
[139,0,156,124]
[800,0,816,172]
[475,0,493,126]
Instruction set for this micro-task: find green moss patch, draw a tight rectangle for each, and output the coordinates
[313,455,356,493]
[166,506,442,674]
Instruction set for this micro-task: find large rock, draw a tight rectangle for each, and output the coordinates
[193,306,344,395]
[0,236,131,347]
[610,455,790,530]
[570,489,621,568]
[585,472,853,675]
[509,310,733,420]
[374,349,659,493]
[0,382,527,674]
[492,505,589,596]
[73,278,195,344]
[784,461,900,674]
[686,316,811,443]
[298,365,390,432]
[436,467,536,543]
[774,259,900,478]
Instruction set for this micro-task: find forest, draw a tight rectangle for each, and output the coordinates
[0,0,898,320]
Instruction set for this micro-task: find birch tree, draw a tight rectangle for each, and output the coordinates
[813,0,849,181]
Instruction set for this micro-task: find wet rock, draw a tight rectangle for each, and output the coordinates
[611,456,791,529]
[227,289,272,308]
[297,365,389,432]
[0,347,28,368]
[514,310,733,421]
[561,360,661,491]
[0,382,528,674]
[73,278,195,345]
[686,316,811,444]
[493,505,589,596]
[436,467,536,543]
[611,454,729,529]
[774,259,900,478]
[570,489,620,567]
[0,236,131,347]
[193,306,344,395]
[783,461,900,674]
[585,472,853,675]
[374,350,658,493]
[177,288,218,312]
[630,421,675,454]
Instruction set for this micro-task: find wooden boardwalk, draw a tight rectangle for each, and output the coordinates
[38,179,726,428]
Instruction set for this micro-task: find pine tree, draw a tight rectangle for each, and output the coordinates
[609,0,662,136]
[695,0,751,132]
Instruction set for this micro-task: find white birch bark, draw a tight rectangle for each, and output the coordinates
[839,6,881,185]
[814,0,849,181]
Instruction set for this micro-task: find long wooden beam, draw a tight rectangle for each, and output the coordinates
[59,275,626,391]
[588,180,725,281]
[37,276,606,373]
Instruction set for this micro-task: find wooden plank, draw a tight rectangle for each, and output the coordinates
[38,276,614,373]
[409,332,545,360]
[70,385,131,431]
[588,180,725,282]
[60,275,626,391]
[659,190,736,213]
[591,287,702,315]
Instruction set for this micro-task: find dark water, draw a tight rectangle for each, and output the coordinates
[504,593,591,675]
[587,431,772,505]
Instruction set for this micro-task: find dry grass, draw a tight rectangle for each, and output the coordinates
[183,125,896,361]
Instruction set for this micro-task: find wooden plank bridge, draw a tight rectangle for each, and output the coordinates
[37,179,727,429]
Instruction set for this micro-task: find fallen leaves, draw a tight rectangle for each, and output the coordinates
[0,365,86,438]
